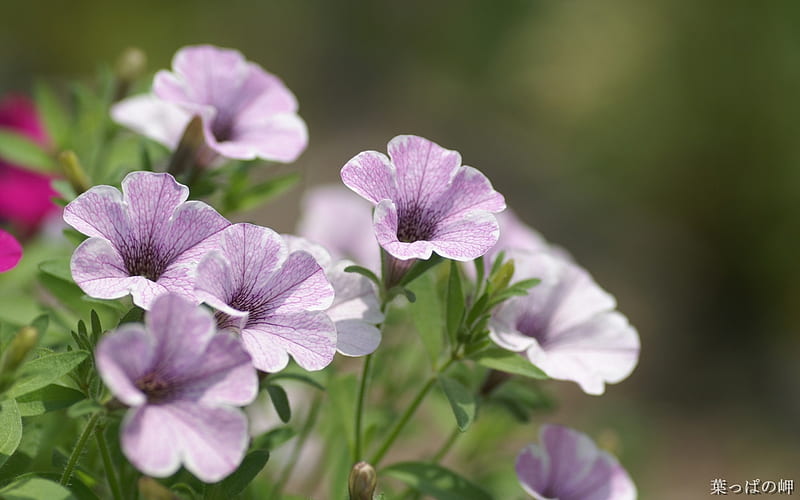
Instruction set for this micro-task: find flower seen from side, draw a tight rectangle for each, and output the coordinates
[340,134,506,262]
[490,249,640,395]
[195,224,337,372]
[95,293,258,482]
[112,45,308,163]
[63,171,230,309]
[516,425,636,500]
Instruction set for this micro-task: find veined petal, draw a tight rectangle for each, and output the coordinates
[387,135,461,205]
[334,319,381,357]
[214,113,307,162]
[71,238,135,301]
[121,172,189,246]
[373,199,434,260]
[160,199,230,260]
[111,94,192,149]
[121,405,182,478]
[156,45,249,108]
[341,150,397,204]
[428,210,500,261]
[95,324,154,406]
[217,224,288,295]
[261,250,334,314]
[434,165,506,217]
[63,185,131,244]
[241,311,336,372]
[282,234,333,270]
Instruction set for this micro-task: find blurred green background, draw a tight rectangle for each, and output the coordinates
[3,0,800,497]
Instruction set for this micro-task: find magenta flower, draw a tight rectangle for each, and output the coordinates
[0,95,58,234]
[95,293,258,482]
[63,171,229,309]
[516,425,636,500]
[340,135,506,262]
[284,235,383,356]
[0,229,22,272]
[297,184,380,271]
[195,224,337,372]
[113,45,307,163]
[490,250,639,395]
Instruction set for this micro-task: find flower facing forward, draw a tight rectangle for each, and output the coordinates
[0,230,22,272]
[490,250,639,395]
[64,171,229,309]
[195,224,337,372]
[340,135,506,262]
[112,45,308,163]
[95,294,258,482]
[516,425,636,500]
[284,235,383,357]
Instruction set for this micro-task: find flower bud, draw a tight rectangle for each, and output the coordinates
[58,150,91,195]
[489,259,515,294]
[167,115,207,178]
[116,47,147,83]
[348,461,377,500]
[0,326,38,393]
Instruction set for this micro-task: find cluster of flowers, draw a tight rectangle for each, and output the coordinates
[1,44,641,498]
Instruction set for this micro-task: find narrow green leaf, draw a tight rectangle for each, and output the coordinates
[472,348,547,379]
[90,310,102,339]
[117,307,144,326]
[0,476,75,500]
[0,399,22,469]
[34,81,70,148]
[407,273,444,366]
[235,172,301,212]
[343,265,381,288]
[266,384,291,423]
[205,450,269,500]
[382,462,492,500]
[510,278,541,291]
[252,425,296,451]
[267,372,325,391]
[39,258,73,283]
[7,350,89,398]
[0,130,55,172]
[66,399,102,418]
[445,261,465,346]
[438,376,476,432]
[398,255,443,287]
[16,384,85,417]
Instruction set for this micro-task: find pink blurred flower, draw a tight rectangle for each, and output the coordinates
[112,45,308,164]
[0,95,58,234]
[0,229,22,272]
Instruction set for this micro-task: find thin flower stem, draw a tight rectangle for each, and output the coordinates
[430,426,461,463]
[369,356,455,468]
[95,422,123,500]
[60,412,101,485]
[353,353,373,463]
[269,394,323,500]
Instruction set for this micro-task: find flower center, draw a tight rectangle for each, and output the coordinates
[122,242,169,281]
[397,204,437,243]
[214,289,271,330]
[515,312,548,345]
[135,372,172,403]
[211,115,234,143]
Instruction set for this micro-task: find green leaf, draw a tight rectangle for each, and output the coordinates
[34,81,70,148]
[472,348,547,379]
[66,399,102,418]
[16,384,85,417]
[39,258,73,283]
[252,425,296,451]
[266,384,291,423]
[234,172,301,212]
[0,130,55,172]
[344,265,382,288]
[267,372,325,391]
[445,261,465,346]
[205,450,269,499]
[0,476,76,500]
[7,350,89,398]
[398,255,443,287]
[382,462,492,500]
[437,376,475,432]
[0,399,22,469]
[407,273,444,366]
[117,307,145,326]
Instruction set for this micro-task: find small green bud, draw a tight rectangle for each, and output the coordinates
[167,115,206,178]
[489,259,515,295]
[58,150,91,195]
[348,461,377,500]
[0,326,38,376]
[116,47,147,84]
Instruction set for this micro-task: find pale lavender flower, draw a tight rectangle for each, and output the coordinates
[493,209,550,255]
[340,135,506,262]
[63,172,229,309]
[113,44,307,163]
[297,184,380,271]
[516,425,636,500]
[194,224,337,372]
[490,249,639,395]
[284,235,383,356]
[95,293,258,482]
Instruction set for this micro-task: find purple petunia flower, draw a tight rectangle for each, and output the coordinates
[516,425,636,500]
[340,135,506,262]
[284,235,383,356]
[194,224,337,372]
[112,45,307,164]
[63,171,230,309]
[95,293,258,482]
[0,229,22,272]
[297,184,380,272]
[490,249,639,395]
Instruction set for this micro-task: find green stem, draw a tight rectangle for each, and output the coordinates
[60,412,101,485]
[430,426,461,463]
[353,353,373,463]
[95,422,123,500]
[269,394,323,499]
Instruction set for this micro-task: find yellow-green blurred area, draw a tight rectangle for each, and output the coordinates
[2,0,800,497]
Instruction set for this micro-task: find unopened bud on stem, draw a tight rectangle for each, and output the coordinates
[348,461,377,500]
[0,326,38,393]
[58,151,91,195]
[115,47,147,101]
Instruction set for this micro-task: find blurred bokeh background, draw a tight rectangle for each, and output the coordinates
[2,0,800,497]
